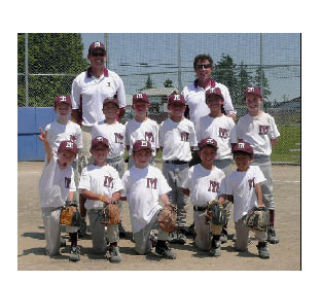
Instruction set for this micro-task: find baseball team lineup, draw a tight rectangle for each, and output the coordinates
[38,41,280,263]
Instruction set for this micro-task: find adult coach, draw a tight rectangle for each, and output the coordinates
[71,41,126,236]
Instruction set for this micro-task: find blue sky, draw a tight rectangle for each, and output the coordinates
[81,33,300,102]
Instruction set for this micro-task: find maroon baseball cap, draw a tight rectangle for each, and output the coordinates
[88,41,106,55]
[198,138,218,150]
[91,136,109,149]
[132,140,153,152]
[103,97,119,107]
[205,87,224,101]
[244,86,262,98]
[232,141,254,156]
[133,93,149,104]
[58,140,78,155]
[168,92,186,105]
[54,95,72,106]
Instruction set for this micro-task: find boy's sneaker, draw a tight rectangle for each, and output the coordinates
[155,241,176,259]
[267,226,280,244]
[257,242,270,259]
[69,246,80,262]
[209,240,221,257]
[108,246,121,263]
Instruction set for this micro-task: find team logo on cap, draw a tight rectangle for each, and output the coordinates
[238,142,245,148]
[140,140,149,147]
[96,137,103,142]
[207,138,215,144]
[66,141,74,148]
[174,95,181,101]
[94,42,101,48]
[247,87,255,93]
[60,96,67,102]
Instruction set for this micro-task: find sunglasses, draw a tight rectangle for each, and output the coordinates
[91,51,106,57]
[195,64,212,69]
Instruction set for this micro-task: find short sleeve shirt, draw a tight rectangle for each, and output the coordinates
[219,166,266,222]
[78,164,123,210]
[121,165,171,233]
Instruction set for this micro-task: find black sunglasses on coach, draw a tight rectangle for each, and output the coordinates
[195,64,212,69]
[91,51,106,57]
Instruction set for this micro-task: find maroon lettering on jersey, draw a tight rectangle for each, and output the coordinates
[248,178,255,190]
[219,128,228,139]
[145,132,154,142]
[208,181,220,193]
[114,133,124,144]
[65,177,71,189]
[69,135,76,143]
[259,125,270,135]
[180,131,190,141]
[146,178,157,189]
[104,176,114,189]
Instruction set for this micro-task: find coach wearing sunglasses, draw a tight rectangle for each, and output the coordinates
[182,54,236,166]
[70,41,126,236]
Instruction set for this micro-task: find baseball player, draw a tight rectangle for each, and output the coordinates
[91,97,127,237]
[219,141,270,259]
[159,91,197,244]
[78,136,123,263]
[38,129,80,261]
[71,41,126,236]
[236,86,280,244]
[182,138,225,256]
[125,93,159,168]
[45,95,83,157]
[198,87,237,242]
[121,140,176,259]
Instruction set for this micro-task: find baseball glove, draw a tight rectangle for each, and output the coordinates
[246,207,269,232]
[157,205,177,232]
[206,200,228,235]
[97,203,121,226]
[60,202,80,227]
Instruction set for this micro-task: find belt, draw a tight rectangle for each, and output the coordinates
[193,206,207,212]
[165,160,188,165]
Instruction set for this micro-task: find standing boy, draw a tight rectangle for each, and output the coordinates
[219,141,270,259]
[125,93,159,168]
[236,86,280,244]
[38,129,80,262]
[78,136,124,263]
[121,140,176,259]
[182,138,225,256]
[159,92,197,244]
[91,97,126,237]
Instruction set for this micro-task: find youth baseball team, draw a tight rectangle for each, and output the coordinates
[37,41,280,263]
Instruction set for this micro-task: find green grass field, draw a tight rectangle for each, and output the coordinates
[271,123,301,163]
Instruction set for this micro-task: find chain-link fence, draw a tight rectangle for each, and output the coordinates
[17,33,301,164]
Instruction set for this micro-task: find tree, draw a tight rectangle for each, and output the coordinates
[18,33,88,107]
[253,67,271,103]
[212,54,238,103]
[145,75,153,89]
[236,62,253,104]
[164,79,173,88]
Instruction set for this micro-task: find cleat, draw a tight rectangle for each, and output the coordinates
[108,246,121,263]
[267,226,280,244]
[257,242,270,259]
[69,246,80,262]
[155,242,176,259]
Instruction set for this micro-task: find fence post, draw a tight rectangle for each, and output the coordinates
[25,33,29,107]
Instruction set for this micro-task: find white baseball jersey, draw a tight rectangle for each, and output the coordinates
[78,164,123,210]
[92,121,125,159]
[121,165,171,233]
[236,112,280,156]
[198,115,237,160]
[219,166,266,222]
[125,118,159,157]
[45,120,83,154]
[159,117,197,162]
[71,68,126,127]
[182,164,225,207]
[181,80,236,139]
[39,155,76,208]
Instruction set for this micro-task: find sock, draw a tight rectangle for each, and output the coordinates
[69,232,78,247]
[269,209,275,226]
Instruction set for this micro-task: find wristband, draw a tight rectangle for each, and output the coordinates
[99,194,104,202]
